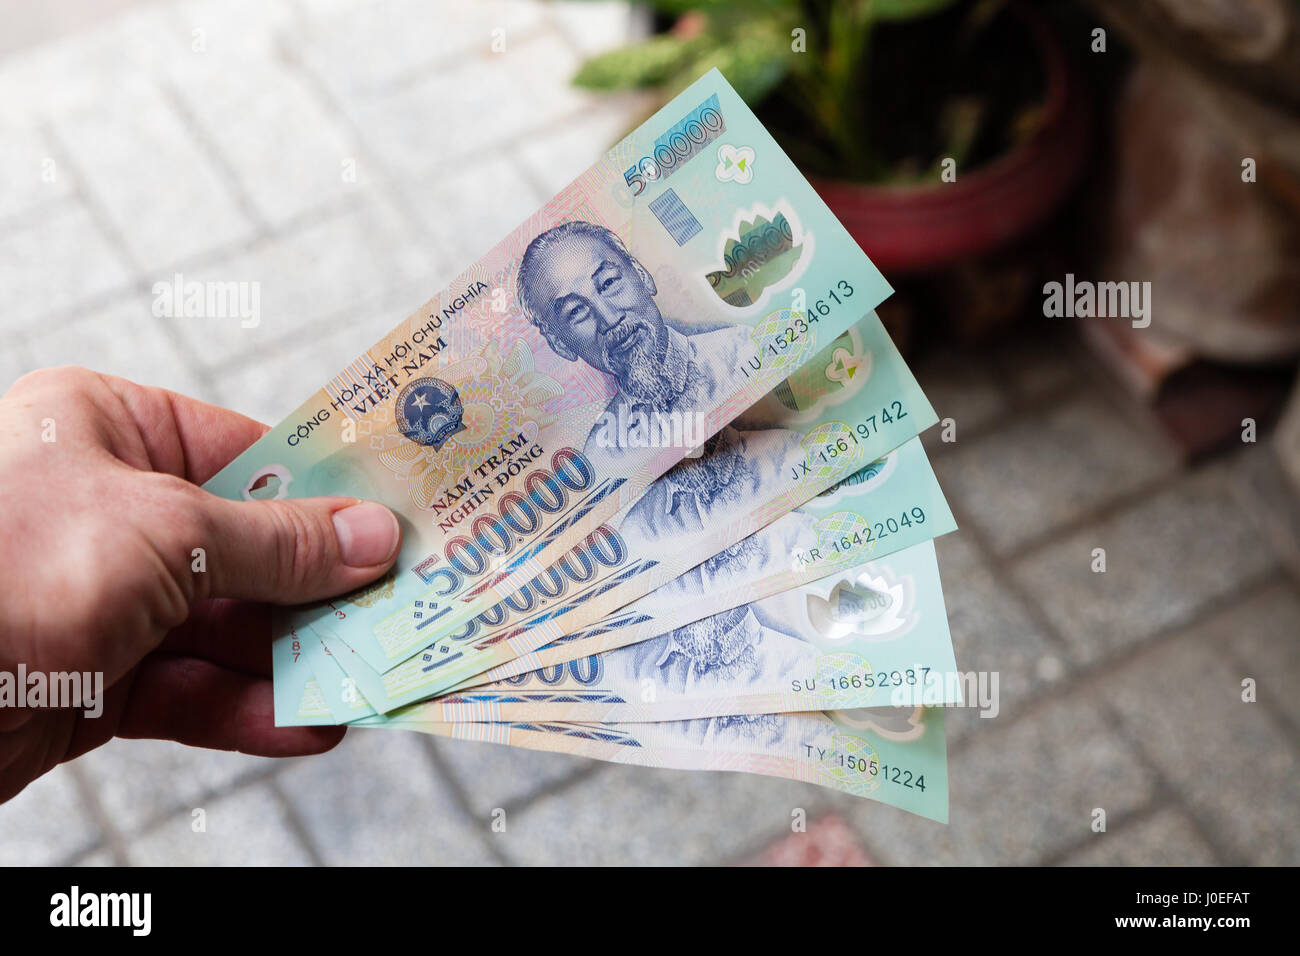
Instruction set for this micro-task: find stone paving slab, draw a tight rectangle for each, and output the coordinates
[514,90,651,197]
[1215,581,1300,736]
[1011,464,1278,666]
[75,737,277,838]
[1098,597,1300,866]
[162,195,431,373]
[24,293,209,401]
[505,762,839,866]
[396,149,547,266]
[48,76,259,275]
[932,533,1069,745]
[0,122,73,222]
[209,275,435,424]
[744,813,875,866]
[430,735,597,820]
[916,348,1012,438]
[850,691,1155,865]
[1059,807,1218,866]
[934,391,1181,556]
[0,763,100,866]
[126,779,313,865]
[0,202,131,332]
[276,729,498,865]
[167,53,368,231]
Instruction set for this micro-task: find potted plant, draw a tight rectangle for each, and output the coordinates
[573,0,1090,276]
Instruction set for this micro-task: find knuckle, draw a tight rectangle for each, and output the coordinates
[264,500,332,591]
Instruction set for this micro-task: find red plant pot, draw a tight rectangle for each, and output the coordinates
[808,5,1091,276]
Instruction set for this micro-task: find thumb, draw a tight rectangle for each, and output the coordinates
[195,495,402,604]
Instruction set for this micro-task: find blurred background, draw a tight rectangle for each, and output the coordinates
[1,0,1298,866]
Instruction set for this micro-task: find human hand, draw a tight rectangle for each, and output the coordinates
[0,367,402,804]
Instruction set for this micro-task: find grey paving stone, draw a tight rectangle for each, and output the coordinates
[934,392,1180,555]
[0,764,100,865]
[514,94,648,198]
[1099,609,1300,865]
[165,196,432,373]
[325,30,588,186]
[1011,467,1278,665]
[278,728,496,865]
[295,0,548,97]
[23,292,209,401]
[71,846,118,866]
[850,693,1154,865]
[127,780,312,865]
[431,733,596,817]
[933,533,1069,745]
[549,0,642,56]
[0,122,73,222]
[993,324,1085,403]
[398,148,544,263]
[507,762,837,865]
[0,4,183,125]
[0,336,34,396]
[168,49,365,229]
[49,76,257,273]
[1059,808,1218,866]
[75,737,276,837]
[1215,581,1300,734]
[0,201,130,332]
[916,348,1011,438]
[209,275,433,425]
[169,0,297,58]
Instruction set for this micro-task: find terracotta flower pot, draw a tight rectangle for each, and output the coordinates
[807,5,1091,276]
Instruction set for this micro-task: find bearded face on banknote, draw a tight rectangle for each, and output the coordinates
[518,221,670,394]
[517,220,753,458]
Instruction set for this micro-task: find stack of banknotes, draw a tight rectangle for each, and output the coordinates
[204,70,960,823]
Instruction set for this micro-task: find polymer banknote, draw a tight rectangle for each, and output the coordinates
[293,315,938,719]
[447,435,955,690]
[363,539,958,724]
[204,68,896,686]
[375,707,949,821]
[286,434,954,724]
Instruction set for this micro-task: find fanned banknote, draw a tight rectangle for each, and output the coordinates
[205,68,896,686]
[280,435,955,724]
[223,66,970,822]
[299,313,937,717]
[358,539,957,724]
[448,435,955,690]
[374,707,948,821]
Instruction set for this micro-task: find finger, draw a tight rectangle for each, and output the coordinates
[98,371,271,483]
[195,493,401,604]
[159,599,273,678]
[116,654,346,757]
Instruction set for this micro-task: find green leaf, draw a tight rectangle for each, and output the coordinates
[872,0,961,21]
[671,22,792,106]
[572,34,706,90]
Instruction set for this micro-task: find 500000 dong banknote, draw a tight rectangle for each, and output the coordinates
[204,68,894,678]
[376,707,949,821]
[299,314,936,718]
[361,539,958,724]
[299,438,952,721]
[278,432,953,724]
[445,435,955,692]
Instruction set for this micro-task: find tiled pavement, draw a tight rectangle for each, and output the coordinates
[2,0,1298,866]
